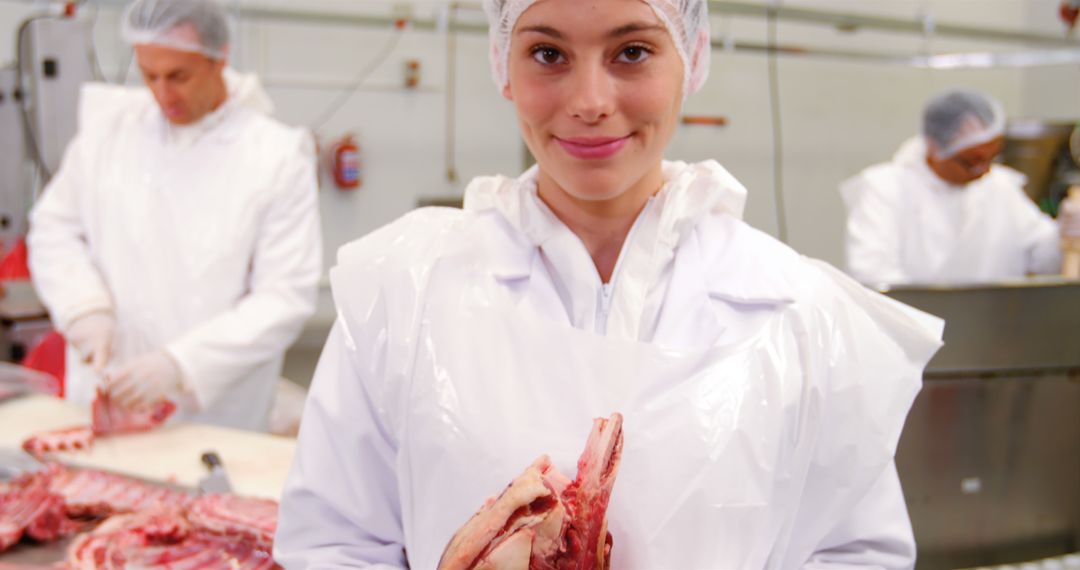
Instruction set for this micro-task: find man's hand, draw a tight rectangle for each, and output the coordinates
[104,350,183,409]
[66,312,115,374]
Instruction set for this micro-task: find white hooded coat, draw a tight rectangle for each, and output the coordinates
[841,138,1061,286]
[28,69,322,431]
[275,161,943,569]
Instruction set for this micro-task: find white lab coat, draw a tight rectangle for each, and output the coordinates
[27,70,321,431]
[841,137,1061,286]
[276,161,943,569]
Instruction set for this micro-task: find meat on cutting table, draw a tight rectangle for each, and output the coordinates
[0,465,77,552]
[66,508,279,570]
[49,466,192,519]
[187,493,278,548]
[20,389,177,460]
[1,464,283,565]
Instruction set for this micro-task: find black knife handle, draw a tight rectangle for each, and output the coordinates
[201,451,222,470]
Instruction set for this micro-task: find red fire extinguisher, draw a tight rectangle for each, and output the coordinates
[331,135,362,190]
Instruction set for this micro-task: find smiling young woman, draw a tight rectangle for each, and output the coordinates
[506,0,685,281]
[275,1,944,568]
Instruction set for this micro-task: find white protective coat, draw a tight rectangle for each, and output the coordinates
[28,70,321,431]
[275,161,943,569]
[841,138,1061,286]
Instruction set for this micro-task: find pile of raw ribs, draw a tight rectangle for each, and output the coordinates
[1,390,278,569]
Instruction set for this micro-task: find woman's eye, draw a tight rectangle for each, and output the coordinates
[532,47,565,65]
[617,46,651,63]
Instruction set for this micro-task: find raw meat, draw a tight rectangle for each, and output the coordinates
[186,494,278,547]
[1,463,281,564]
[91,389,177,435]
[558,414,623,570]
[49,466,192,518]
[66,509,279,570]
[0,466,77,552]
[19,390,176,459]
[21,426,94,460]
[439,413,624,570]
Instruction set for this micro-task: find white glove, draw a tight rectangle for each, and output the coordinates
[1061,195,1080,239]
[104,350,184,409]
[65,312,115,374]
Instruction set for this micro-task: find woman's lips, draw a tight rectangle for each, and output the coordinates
[555,135,630,160]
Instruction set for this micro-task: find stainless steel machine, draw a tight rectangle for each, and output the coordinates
[0,65,29,255]
[886,281,1080,569]
[16,14,96,178]
[1002,121,1080,217]
[1,11,95,247]
[0,12,95,361]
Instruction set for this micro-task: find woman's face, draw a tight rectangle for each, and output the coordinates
[505,0,685,204]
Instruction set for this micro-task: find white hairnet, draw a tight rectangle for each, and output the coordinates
[122,0,230,60]
[482,0,712,99]
[922,89,1005,159]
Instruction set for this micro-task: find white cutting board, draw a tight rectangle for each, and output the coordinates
[0,395,295,500]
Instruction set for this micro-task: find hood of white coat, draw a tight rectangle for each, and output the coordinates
[77,67,274,136]
[463,160,749,248]
[890,136,955,193]
[222,67,274,116]
[893,136,930,168]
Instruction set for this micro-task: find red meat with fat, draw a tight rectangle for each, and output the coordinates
[91,389,177,436]
[49,466,193,519]
[67,509,279,570]
[0,466,77,552]
[439,413,624,570]
[186,494,279,548]
[20,389,176,459]
[1,464,283,563]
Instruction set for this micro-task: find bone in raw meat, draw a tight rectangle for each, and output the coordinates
[48,465,193,519]
[186,493,279,548]
[66,508,279,570]
[0,465,77,552]
[439,413,624,570]
[20,389,176,459]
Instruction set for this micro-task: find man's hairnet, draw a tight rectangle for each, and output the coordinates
[122,0,230,60]
[482,0,712,100]
[922,89,1005,159]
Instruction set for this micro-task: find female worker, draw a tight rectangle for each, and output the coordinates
[275,0,943,568]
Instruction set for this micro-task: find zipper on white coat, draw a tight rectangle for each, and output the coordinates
[597,283,614,334]
[595,198,655,335]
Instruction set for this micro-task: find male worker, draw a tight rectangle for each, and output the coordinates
[28,0,321,430]
[841,88,1080,285]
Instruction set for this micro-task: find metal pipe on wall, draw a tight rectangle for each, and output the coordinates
[15,0,1074,51]
[708,0,1078,47]
[445,1,459,183]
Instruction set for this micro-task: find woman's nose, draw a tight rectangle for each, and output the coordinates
[566,61,615,124]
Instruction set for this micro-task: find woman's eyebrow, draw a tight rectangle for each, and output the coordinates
[517,25,564,39]
[516,22,665,40]
[608,22,666,38]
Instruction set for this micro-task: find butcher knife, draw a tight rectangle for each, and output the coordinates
[198,450,233,494]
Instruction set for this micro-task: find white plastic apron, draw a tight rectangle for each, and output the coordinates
[396,287,909,569]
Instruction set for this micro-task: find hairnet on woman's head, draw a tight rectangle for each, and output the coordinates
[122,0,230,60]
[922,89,1005,159]
[482,0,712,100]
